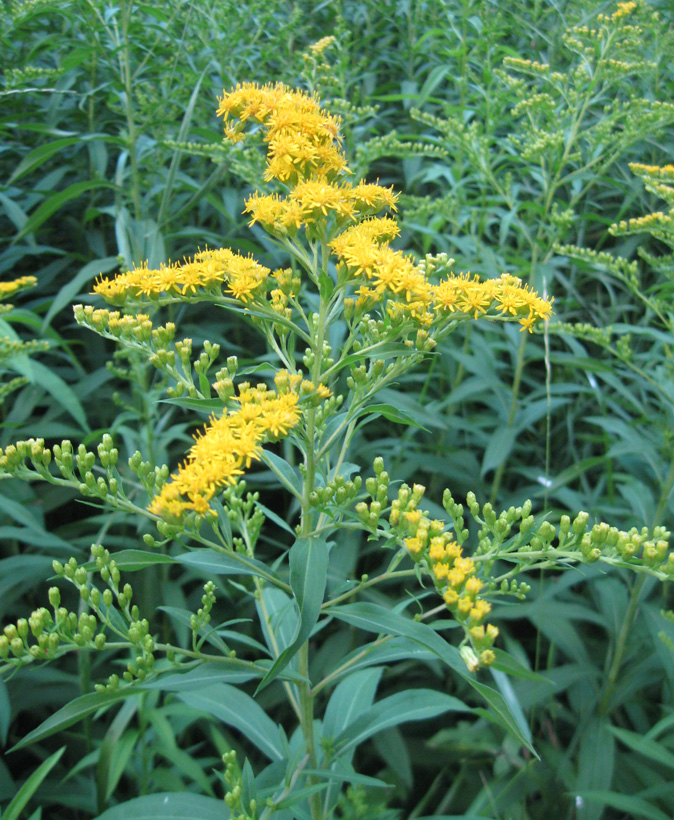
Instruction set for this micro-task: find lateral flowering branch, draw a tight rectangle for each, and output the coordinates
[149,370,328,520]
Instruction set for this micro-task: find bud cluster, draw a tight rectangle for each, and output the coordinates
[75,304,222,401]
[221,481,265,554]
[311,472,362,518]
[0,436,131,508]
[190,581,217,651]
[0,588,106,669]
[222,750,258,820]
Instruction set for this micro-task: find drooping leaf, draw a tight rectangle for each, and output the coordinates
[177,683,285,761]
[175,549,283,587]
[10,691,139,752]
[330,603,537,755]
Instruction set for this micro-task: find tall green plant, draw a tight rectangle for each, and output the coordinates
[0,82,673,820]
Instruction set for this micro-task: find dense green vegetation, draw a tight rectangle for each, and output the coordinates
[2,1,674,818]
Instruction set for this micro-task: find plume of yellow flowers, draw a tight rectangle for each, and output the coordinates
[0,275,37,300]
[94,248,270,306]
[149,370,304,520]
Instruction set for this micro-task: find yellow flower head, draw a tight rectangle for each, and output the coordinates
[218,82,347,183]
[149,371,303,521]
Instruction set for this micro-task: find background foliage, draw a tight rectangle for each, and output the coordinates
[2,0,674,818]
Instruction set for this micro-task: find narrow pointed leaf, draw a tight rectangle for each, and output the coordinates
[177,683,284,760]
[2,746,65,820]
[93,793,229,820]
[257,536,329,691]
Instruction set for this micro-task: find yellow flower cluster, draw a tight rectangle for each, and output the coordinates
[217,82,347,183]
[0,275,37,300]
[246,181,398,236]
[308,36,336,56]
[390,484,497,666]
[93,249,270,307]
[217,82,553,334]
[611,1,637,20]
[611,162,674,244]
[150,371,303,520]
[331,219,553,332]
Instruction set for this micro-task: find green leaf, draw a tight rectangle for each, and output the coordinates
[0,678,10,746]
[257,536,329,691]
[323,636,436,683]
[14,180,117,242]
[97,697,138,803]
[177,683,285,761]
[481,427,516,475]
[10,690,136,752]
[142,663,262,691]
[259,449,303,499]
[255,501,296,535]
[175,549,282,586]
[20,359,90,431]
[44,256,119,328]
[302,769,390,789]
[93,793,229,820]
[329,603,537,755]
[609,725,674,771]
[361,403,429,431]
[333,689,470,756]
[491,649,549,682]
[8,135,116,185]
[578,791,670,820]
[577,717,615,820]
[323,668,383,739]
[1,746,65,820]
[159,397,224,413]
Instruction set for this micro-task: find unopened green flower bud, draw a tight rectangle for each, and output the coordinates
[10,637,25,657]
[572,511,589,535]
[355,502,369,524]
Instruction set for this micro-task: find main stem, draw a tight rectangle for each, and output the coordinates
[295,241,331,820]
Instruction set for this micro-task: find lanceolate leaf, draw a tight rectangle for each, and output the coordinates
[330,602,537,755]
[256,536,329,691]
[177,683,285,760]
[1,746,65,820]
[93,793,229,820]
[175,549,284,587]
[332,689,470,757]
[9,691,140,752]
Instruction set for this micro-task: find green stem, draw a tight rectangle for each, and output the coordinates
[489,330,527,503]
[598,573,647,717]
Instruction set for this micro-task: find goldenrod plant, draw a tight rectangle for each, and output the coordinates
[1,81,674,819]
